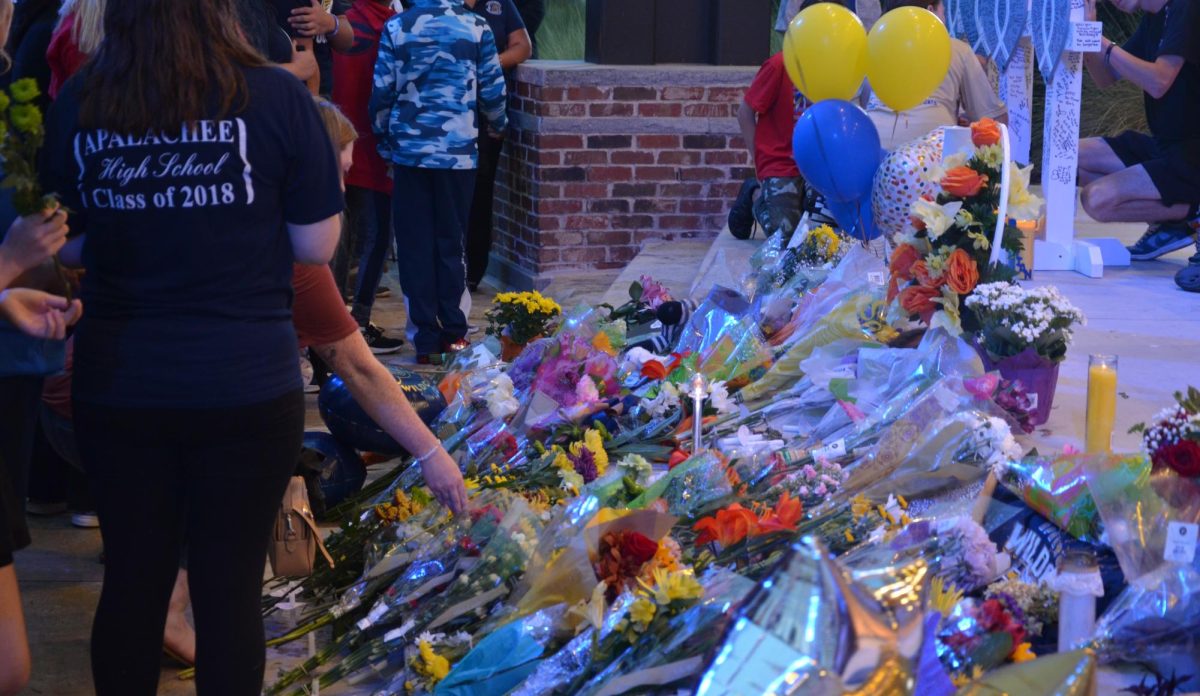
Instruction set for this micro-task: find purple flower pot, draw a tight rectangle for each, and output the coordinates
[977,345,1061,426]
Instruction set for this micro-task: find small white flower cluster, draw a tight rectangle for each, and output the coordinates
[644,381,680,418]
[954,412,1023,476]
[617,453,653,483]
[965,283,1085,347]
[1141,405,1200,454]
[414,630,473,649]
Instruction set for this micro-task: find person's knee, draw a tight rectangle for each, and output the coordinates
[1080,181,1118,222]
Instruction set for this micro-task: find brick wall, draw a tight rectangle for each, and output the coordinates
[490,61,759,289]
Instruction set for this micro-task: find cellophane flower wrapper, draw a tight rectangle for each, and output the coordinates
[996,454,1121,544]
[572,568,757,696]
[840,375,999,501]
[674,286,753,360]
[432,605,567,696]
[626,451,733,517]
[507,496,604,616]
[740,289,885,405]
[508,594,638,695]
[1085,455,1200,669]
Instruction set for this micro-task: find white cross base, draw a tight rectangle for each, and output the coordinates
[1033,2,1130,277]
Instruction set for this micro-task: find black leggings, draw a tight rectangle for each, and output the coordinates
[74,390,304,696]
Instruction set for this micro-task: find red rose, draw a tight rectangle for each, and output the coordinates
[1153,439,1200,477]
[618,531,660,566]
[971,118,1002,147]
[889,244,921,282]
[941,166,989,198]
[899,284,940,321]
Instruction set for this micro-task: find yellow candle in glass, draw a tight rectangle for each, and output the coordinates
[1085,355,1118,454]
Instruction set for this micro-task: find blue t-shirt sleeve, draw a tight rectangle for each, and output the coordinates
[283,81,346,225]
[40,76,88,234]
[504,0,527,33]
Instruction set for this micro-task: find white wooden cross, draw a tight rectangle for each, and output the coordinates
[999,0,1130,277]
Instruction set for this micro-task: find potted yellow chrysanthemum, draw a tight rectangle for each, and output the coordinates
[484,290,562,360]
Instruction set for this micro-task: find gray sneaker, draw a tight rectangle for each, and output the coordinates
[1127,221,1197,260]
[1175,245,1200,293]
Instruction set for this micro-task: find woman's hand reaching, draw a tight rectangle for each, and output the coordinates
[420,448,468,515]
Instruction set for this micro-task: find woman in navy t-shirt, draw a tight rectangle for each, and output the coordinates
[41,0,343,693]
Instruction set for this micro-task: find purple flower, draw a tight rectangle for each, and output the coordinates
[569,446,599,483]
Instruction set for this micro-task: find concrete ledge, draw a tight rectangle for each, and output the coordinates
[515,60,759,88]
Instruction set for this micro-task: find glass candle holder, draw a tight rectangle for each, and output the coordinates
[1057,546,1099,652]
[1085,355,1118,454]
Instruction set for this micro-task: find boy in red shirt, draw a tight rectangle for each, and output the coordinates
[330,0,404,353]
[733,51,807,242]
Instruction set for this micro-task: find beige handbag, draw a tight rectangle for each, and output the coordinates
[269,476,334,578]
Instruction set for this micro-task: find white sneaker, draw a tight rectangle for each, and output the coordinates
[71,512,100,528]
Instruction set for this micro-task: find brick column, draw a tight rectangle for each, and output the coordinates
[490,61,758,290]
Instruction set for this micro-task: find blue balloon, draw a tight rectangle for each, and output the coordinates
[301,431,367,511]
[826,197,882,242]
[792,100,883,203]
[318,365,447,456]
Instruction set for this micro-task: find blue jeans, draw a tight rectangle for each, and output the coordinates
[347,186,393,327]
[392,166,474,354]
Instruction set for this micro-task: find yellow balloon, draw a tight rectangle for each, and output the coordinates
[866,7,952,113]
[783,4,868,103]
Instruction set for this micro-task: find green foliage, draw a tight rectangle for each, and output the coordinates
[536,0,780,61]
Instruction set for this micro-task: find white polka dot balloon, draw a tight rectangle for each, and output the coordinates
[871,128,945,242]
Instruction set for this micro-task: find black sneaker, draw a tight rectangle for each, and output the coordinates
[728,178,759,240]
[362,323,405,354]
[1127,221,1196,260]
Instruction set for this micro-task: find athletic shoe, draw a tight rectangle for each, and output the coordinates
[71,512,100,528]
[362,323,404,354]
[375,286,391,298]
[1127,221,1196,260]
[728,178,759,240]
[1175,247,1200,293]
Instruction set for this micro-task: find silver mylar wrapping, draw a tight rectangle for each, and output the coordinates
[696,537,920,696]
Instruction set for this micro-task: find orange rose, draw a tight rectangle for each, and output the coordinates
[889,243,920,282]
[945,248,980,295]
[912,260,943,288]
[971,118,1002,147]
[941,166,989,199]
[899,284,940,321]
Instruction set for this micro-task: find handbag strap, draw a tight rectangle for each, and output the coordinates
[289,503,335,569]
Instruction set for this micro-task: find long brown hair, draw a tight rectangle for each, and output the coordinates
[80,0,267,133]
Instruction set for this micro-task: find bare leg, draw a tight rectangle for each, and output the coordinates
[163,567,196,665]
[0,565,30,696]
[1077,137,1127,186]
[1080,165,1191,223]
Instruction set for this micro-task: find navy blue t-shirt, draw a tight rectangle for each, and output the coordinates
[469,0,525,90]
[42,67,345,408]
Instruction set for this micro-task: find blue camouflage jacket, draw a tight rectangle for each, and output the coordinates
[369,0,508,170]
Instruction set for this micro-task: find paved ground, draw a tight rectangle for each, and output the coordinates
[15,199,1200,695]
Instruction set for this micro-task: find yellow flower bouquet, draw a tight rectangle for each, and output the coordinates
[485,290,562,346]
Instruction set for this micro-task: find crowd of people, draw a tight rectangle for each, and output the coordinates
[0,0,543,693]
[736,0,1199,294]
